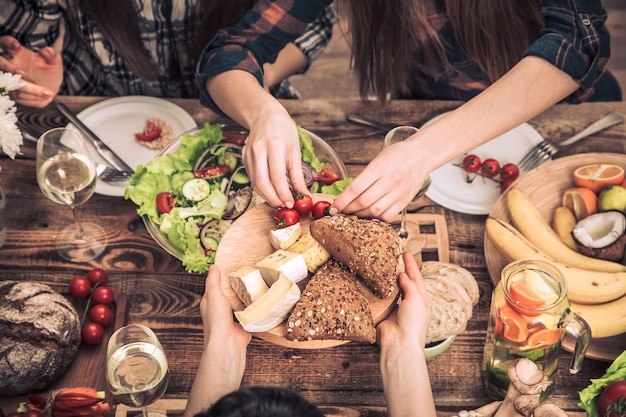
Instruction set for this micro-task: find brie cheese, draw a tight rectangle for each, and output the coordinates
[256,250,308,284]
[230,266,269,306]
[270,223,302,250]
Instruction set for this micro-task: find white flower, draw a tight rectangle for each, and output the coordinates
[0,72,24,159]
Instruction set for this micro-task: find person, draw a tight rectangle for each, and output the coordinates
[0,0,336,108]
[195,0,620,221]
[182,251,436,417]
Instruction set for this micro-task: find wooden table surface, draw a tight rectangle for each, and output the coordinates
[2,97,625,417]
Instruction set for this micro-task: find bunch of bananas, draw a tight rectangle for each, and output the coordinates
[485,188,626,339]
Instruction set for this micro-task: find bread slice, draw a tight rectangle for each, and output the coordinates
[309,214,402,298]
[420,261,480,305]
[286,259,377,343]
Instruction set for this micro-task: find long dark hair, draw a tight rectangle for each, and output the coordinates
[198,387,325,417]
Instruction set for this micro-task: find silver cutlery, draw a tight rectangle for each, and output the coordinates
[346,114,395,131]
[518,111,624,172]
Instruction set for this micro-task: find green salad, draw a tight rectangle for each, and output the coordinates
[124,122,351,273]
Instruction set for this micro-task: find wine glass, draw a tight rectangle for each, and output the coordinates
[36,128,107,262]
[106,324,169,416]
[383,126,432,254]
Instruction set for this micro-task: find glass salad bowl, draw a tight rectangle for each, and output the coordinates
[140,124,349,265]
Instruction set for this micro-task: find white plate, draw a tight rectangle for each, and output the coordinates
[424,113,544,215]
[71,96,197,196]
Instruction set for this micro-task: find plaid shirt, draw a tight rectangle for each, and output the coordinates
[0,0,336,99]
[198,0,610,109]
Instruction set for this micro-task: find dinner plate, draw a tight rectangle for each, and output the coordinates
[423,113,544,215]
[214,194,400,349]
[72,96,197,197]
[485,152,626,361]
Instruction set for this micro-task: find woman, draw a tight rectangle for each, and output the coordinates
[182,252,436,417]
[196,0,617,220]
[0,0,335,108]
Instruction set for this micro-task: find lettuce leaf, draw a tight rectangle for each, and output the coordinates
[578,350,626,417]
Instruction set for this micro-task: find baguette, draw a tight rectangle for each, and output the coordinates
[286,259,377,343]
[420,261,480,305]
[309,214,402,298]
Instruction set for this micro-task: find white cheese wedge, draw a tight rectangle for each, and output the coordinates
[234,273,301,332]
[229,266,269,306]
[269,223,302,250]
[256,250,308,285]
[287,233,331,273]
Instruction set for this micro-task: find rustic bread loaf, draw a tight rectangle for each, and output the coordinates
[420,261,480,305]
[0,281,81,395]
[286,259,377,343]
[309,214,402,298]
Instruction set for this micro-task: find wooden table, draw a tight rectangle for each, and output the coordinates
[1,97,625,417]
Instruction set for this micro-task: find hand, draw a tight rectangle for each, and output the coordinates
[243,112,309,208]
[331,139,430,221]
[377,251,432,350]
[0,36,62,108]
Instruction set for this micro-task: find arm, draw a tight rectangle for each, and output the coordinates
[183,265,252,417]
[377,252,436,417]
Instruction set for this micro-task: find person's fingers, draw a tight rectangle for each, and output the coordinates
[0,55,24,75]
[0,35,21,52]
[37,46,59,64]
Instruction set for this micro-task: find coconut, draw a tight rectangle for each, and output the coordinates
[571,211,626,262]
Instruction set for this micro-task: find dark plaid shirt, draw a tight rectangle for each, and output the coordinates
[197,0,610,111]
[0,0,336,99]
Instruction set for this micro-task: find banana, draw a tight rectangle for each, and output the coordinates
[506,188,626,273]
[551,206,578,251]
[570,295,626,338]
[485,217,626,304]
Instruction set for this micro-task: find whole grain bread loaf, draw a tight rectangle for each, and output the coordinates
[0,281,81,395]
[309,214,402,298]
[286,259,377,343]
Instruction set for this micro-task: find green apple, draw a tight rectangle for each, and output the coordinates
[599,185,626,212]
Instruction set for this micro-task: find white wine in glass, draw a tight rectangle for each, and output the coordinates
[36,128,107,261]
[383,126,432,254]
[106,324,169,415]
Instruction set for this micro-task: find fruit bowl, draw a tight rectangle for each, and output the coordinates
[485,152,626,361]
[142,126,349,263]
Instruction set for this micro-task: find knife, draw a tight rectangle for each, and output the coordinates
[55,102,135,177]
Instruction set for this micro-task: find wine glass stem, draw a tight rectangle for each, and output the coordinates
[398,208,409,240]
[142,407,150,417]
[70,207,86,242]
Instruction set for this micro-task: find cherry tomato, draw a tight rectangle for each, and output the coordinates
[86,268,108,286]
[81,322,105,345]
[194,165,231,178]
[501,163,520,181]
[501,177,516,193]
[68,276,91,298]
[222,131,248,146]
[23,411,43,417]
[273,207,300,228]
[597,380,626,417]
[315,167,340,185]
[135,120,162,142]
[480,158,501,178]
[311,200,332,220]
[92,285,115,305]
[461,154,482,172]
[156,191,176,214]
[293,194,313,216]
[89,304,114,327]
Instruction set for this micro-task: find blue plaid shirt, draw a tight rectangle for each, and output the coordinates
[197,0,611,110]
[0,0,336,99]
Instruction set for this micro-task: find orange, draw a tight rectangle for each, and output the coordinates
[498,304,529,343]
[526,328,563,346]
[562,187,598,221]
[573,164,625,194]
[508,281,546,316]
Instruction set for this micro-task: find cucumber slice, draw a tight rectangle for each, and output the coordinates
[232,169,250,186]
[182,178,211,201]
[171,171,195,194]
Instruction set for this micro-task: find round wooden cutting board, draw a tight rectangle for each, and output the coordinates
[485,152,626,362]
[215,194,400,349]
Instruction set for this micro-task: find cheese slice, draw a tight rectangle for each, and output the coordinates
[229,266,269,306]
[256,250,308,285]
[287,233,330,273]
[270,223,302,250]
[234,273,301,332]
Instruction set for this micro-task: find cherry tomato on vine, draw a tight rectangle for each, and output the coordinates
[273,207,300,228]
[156,191,176,214]
[92,286,115,305]
[501,163,520,181]
[461,154,482,172]
[501,177,516,193]
[597,380,626,417]
[480,158,501,178]
[89,304,114,327]
[68,276,91,298]
[86,268,108,286]
[81,322,105,345]
[293,194,313,216]
[315,167,340,185]
[311,201,332,220]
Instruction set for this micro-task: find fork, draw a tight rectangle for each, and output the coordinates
[96,164,131,182]
[517,111,624,172]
